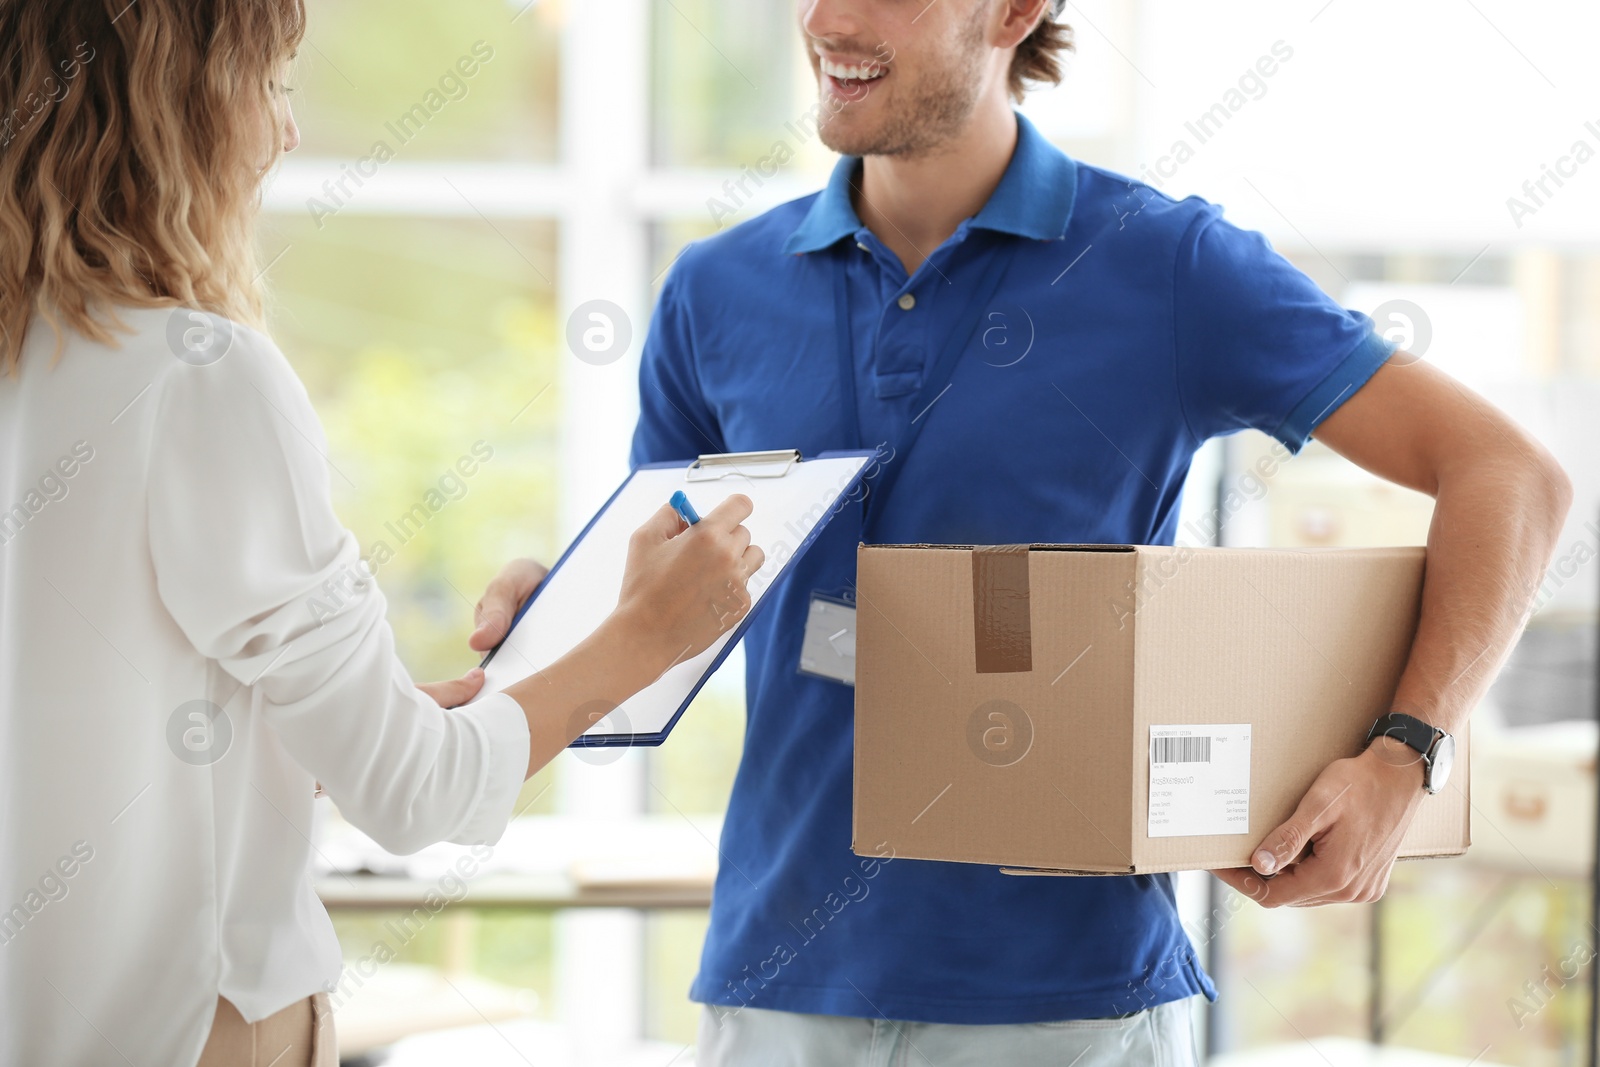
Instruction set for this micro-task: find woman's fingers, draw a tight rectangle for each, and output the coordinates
[702,493,754,530]
[729,520,752,558]
[636,503,689,545]
[417,667,485,709]
[615,495,764,665]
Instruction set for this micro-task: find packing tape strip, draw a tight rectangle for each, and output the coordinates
[971,545,1033,674]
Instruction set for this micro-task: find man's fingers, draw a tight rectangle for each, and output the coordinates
[1254,857,1328,906]
[469,558,548,651]
[1253,820,1311,877]
[417,667,485,710]
[1251,785,1342,876]
[467,617,502,652]
[703,493,754,529]
[1208,867,1276,905]
[468,609,509,652]
[741,543,766,577]
[1212,854,1328,908]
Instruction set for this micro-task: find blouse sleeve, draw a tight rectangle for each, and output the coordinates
[145,320,529,854]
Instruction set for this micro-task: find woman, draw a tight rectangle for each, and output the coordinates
[0,2,763,1064]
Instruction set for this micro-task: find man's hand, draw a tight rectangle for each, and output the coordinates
[468,558,550,653]
[1211,737,1427,907]
[407,560,550,712]
[1211,352,1568,908]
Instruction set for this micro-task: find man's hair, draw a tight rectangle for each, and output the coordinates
[1008,17,1075,103]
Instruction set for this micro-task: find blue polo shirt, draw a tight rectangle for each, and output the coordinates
[631,112,1394,1024]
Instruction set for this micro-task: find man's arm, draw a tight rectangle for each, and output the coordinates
[1212,352,1572,907]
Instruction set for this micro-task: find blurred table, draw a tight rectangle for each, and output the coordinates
[311,811,723,908]
[1210,1037,1512,1066]
[312,813,721,1056]
[317,870,712,910]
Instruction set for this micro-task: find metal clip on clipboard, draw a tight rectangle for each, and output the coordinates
[684,449,800,482]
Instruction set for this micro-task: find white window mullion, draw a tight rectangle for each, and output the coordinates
[555,0,653,1056]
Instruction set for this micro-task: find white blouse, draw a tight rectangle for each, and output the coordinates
[0,307,531,1067]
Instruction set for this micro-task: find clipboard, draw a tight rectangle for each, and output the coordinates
[471,449,875,747]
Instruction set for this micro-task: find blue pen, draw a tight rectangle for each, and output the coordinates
[669,489,701,525]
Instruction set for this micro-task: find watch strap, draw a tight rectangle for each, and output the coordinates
[1365,711,1442,757]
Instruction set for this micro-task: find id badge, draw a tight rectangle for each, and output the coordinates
[798,592,857,686]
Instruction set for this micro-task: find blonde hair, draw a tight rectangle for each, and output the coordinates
[0,0,306,372]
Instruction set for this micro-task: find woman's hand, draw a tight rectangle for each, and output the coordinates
[416,667,487,709]
[481,495,762,778]
[612,494,764,673]
[470,498,763,678]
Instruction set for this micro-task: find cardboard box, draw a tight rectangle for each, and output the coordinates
[852,543,1470,874]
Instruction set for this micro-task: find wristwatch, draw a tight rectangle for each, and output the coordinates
[1365,712,1456,794]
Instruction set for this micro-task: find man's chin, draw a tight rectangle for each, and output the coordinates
[818,116,888,158]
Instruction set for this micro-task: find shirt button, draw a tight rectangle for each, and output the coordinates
[897,293,916,311]
[856,241,870,251]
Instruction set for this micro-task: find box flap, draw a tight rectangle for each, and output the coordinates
[998,866,1135,876]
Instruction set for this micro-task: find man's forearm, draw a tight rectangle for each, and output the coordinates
[1220,359,1573,901]
[1387,454,1571,738]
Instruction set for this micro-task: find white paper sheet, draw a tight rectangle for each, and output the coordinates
[472,453,871,741]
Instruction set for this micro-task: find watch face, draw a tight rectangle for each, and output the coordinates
[1426,733,1457,793]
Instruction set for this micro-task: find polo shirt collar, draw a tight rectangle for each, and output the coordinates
[783,112,1078,256]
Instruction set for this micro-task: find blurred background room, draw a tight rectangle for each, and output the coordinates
[258,0,1600,1062]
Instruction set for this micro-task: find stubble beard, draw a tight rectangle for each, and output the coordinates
[815,7,990,160]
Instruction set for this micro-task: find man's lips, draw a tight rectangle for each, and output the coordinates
[824,72,877,102]
[815,49,890,103]
[820,68,888,104]
[816,51,890,81]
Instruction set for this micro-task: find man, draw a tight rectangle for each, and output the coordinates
[474,0,1571,1061]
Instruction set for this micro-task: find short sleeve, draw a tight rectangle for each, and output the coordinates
[631,246,726,468]
[1173,205,1396,452]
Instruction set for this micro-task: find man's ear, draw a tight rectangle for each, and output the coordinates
[993,0,1053,50]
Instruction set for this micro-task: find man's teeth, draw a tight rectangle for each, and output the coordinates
[820,58,887,82]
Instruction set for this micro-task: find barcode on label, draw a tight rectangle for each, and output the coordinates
[1152,735,1212,763]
